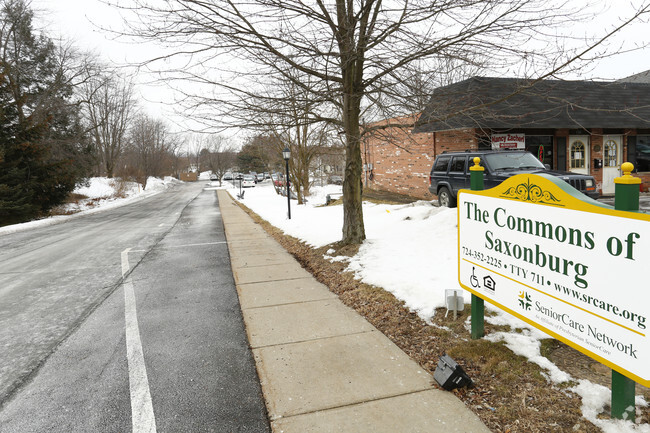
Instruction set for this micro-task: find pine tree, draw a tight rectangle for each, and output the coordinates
[0,0,92,225]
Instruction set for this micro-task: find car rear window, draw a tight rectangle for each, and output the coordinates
[433,156,451,172]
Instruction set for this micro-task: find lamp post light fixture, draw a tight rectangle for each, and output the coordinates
[283,147,291,219]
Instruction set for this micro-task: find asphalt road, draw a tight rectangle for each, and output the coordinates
[0,182,270,432]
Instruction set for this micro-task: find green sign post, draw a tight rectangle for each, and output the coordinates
[470,157,485,339]
[611,162,640,422]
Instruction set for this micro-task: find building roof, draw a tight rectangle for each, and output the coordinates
[413,76,650,133]
[618,70,650,83]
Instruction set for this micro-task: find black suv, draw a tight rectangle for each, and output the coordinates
[429,150,599,207]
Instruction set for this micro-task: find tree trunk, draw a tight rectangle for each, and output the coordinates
[341,92,365,244]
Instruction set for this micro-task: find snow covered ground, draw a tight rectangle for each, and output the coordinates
[1,175,647,431]
[231,181,649,433]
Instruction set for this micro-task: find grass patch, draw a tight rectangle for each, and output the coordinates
[540,338,561,359]
[450,339,547,386]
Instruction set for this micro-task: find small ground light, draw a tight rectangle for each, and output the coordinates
[434,355,473,391]
[445,289,464,319]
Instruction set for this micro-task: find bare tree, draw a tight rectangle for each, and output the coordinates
[82,72,136,178]
[204,135,236,186]
[127,114,178,189]
[254,70,335,204]
[186,133,207,173]
[116,0,650,244]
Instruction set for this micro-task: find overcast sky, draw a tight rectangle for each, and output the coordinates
[31,0,650,136]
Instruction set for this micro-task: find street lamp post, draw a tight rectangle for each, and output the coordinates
[283,147,291,219]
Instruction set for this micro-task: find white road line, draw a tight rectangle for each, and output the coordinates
[121,248,157,433]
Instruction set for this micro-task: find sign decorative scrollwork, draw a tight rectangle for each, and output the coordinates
[500,178,562,206]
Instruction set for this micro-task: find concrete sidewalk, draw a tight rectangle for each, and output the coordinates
[217,190,490,433]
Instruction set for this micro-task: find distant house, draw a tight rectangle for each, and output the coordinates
[180,172,198,182]
[362,76,650,198]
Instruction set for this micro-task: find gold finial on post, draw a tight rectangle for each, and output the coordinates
[615,162,641,185]
[470,157,484,171]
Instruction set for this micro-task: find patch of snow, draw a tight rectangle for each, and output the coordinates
[74,177,117,198]
[571,381,650,432]
[324,254,351,263]
[485,330,572,383]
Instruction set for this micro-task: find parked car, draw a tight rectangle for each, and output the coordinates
[274,175,290,187]
[222,172,234,181]
[429,149,599,207]
[328,175,343,185]
[242,175,256,188]
[256,173,265,182]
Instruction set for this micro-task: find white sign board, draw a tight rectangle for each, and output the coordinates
[491,133,525,150]
[458,174,650,386]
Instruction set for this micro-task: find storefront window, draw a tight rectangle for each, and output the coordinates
[525,136,553,168]
[637,136,650,172]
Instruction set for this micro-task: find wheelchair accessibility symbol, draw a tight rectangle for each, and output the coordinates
[470,267,480,288]
[469,267,496,292]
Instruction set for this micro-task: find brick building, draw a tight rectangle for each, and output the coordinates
[361,114,434,198]
[362,76,650,198]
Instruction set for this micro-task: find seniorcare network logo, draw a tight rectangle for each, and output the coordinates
[518,291,532,311]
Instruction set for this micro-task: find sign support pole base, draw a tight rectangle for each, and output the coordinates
[471,295,484,339]
[611,370,635,421]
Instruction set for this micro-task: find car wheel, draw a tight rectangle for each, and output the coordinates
[438,187,456,208]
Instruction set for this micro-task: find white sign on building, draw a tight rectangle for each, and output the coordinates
[458,174,650,386]
[491,133,525,149]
